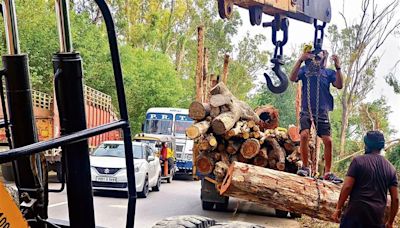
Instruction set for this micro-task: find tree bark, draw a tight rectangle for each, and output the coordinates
[222,54,230,84]
[210,106,221,118]
[210,94,233,107]
[226,140,241,155]
[220,162,341,222]
[195,26,205,102]
[265,138,285,171]
[214,161,229,182]
[253,147,268,167]
[189,102,210,120]
[186,120,210,139]
[203,48,210,102]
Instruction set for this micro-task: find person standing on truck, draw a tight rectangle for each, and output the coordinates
[332,131,399,228]
[289,49,343,183]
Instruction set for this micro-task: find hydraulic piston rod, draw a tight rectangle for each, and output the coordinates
[2,0,20,54]
[55,0,73,53]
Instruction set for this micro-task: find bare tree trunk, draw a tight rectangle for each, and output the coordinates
[195,26,205,102]
[339,99,349,156]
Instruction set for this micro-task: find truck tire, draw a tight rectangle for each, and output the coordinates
[152,215,216,228]
[202,201,215,210]
[1,163,15,181]
[211,221,264,228]
[275,209,289,218]
[290,212,302,219]
[215,197,229,211]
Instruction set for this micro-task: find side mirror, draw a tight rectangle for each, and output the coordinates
[148,156,155,162]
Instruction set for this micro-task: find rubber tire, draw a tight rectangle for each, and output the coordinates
[275,209,289,218]
[152,215,216,228]
[138,177,150,198]
[215,197,229,211]
[215,202,229,211]
[249,6,262,26]
[290,212,302,219]
[152,175,161,192]
[202,201,215,211]
[1,163,15,181]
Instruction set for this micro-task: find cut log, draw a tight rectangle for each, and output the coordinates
[283,141,296,152]
[252,125,260,132]
[210,94,232,107]
[226,141,241,155]
[265,138,285,171]
[214,161,229,182]
[240,138,260,159]
[252,131,261,139]
[186,121,210,139]
[210,106,221,118]
[256,105,279,130]
[210,83,260,134]
[237,153,249,163]
[209,152,222,162]
[288,125,301,142]
[189,102,210,120]
[217,143,226,152]
[253,148,268,167]
[220,162,342,223]
[220,105,230,113]
[253,155,269,167]
[220,152,230,165]
[196,155,214,175]
[211,111,240,135]
[227,121,244,138]
[247,120,256,129]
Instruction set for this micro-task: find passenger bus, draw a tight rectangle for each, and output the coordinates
[142,107,194,175]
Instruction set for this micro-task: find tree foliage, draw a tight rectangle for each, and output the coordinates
[327,0,400,156]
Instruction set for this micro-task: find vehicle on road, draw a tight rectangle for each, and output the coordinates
[142,107,194,176]
[133,134,176,183]
[90,141,161,198]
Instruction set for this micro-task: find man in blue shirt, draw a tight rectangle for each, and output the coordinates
[289,50,344,183]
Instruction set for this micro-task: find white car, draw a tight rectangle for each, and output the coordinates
[90,141,161,198]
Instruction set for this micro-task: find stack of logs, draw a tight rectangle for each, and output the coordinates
[186,82,301,183]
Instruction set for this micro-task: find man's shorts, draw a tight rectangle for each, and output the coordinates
[299,110,331,137]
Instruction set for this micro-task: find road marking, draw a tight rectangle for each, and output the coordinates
[48,201,68,208]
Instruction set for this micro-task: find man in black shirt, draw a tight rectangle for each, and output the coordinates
[333,131,399,228]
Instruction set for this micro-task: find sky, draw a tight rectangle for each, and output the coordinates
[231,0,400,139]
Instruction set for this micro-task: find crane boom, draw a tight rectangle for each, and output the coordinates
[218,0,331,24]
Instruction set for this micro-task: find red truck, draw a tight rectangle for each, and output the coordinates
[0,86,121,181]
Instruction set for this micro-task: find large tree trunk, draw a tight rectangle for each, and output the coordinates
[220,162,341,222]
[339,105,350,157]
[222,54,230,84]
[195,26,204,102]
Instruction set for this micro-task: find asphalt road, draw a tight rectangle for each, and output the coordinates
[47,176,299,228]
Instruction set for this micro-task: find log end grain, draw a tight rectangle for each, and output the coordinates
[211,119,228,135]
[196,155,215,175]
[189,101,209,120]
[186,126,200,139]
[240,138,261,159]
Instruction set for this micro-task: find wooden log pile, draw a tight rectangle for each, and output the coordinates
[187,82,302,183]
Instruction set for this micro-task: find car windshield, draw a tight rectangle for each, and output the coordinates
[143,113,173,135]
[92,144,144,159]
[175,114,194,135]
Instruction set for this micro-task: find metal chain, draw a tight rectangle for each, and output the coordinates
[306,62,322,221]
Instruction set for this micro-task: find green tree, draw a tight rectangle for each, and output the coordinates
[122,47,184,133]
[327,0,400,156]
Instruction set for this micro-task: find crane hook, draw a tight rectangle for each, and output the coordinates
[264,57,288,94]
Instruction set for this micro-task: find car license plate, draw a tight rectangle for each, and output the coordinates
[96,176,117,182]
